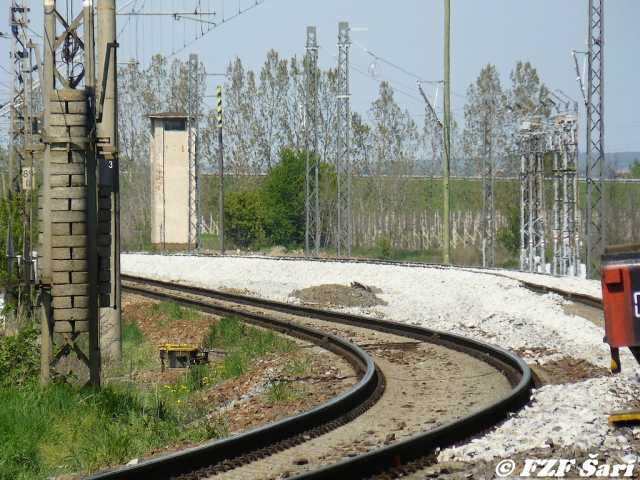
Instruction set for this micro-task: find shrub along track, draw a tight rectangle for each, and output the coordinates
[90,274,532,480]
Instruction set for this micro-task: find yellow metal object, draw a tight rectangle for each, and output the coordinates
[159,343,199,353]
[159,343,209,371]
[610,346,621,374]
[608,410,640,426]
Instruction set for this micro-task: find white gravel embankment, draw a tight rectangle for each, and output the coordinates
[464,267,603,299]
[122,254,640,462]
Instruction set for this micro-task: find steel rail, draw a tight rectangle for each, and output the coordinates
[95,274,534,480]
[90,279,381,480]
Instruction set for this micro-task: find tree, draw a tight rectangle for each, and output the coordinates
[366,82,419,246]
[223,149,321,249]
[224,189,265,248]
[501,61,552,174]
[224,57,261,175]
[509,61,551,119]
[0,146,7,198]
[462,64,508,176]
[629,160,640,178]
[260,148,307,246]
[256,50,290,170]
[351,112,372,175]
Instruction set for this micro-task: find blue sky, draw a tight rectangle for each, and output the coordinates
[2,0,639,153]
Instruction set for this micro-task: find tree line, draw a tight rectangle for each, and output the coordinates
[115,49,552,253]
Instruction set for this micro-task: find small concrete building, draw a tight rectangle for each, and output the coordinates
[149,112,197,249]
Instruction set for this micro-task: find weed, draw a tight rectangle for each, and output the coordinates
[0,326,39,388]
[0,382,205,478]
[184,364,212,392]
[286,356,312,377]
[198,414,229,439]
[376,236,393,259]
[108,321,155,379]
[266,381,298,405]
[202,316,296,384]
[203,316,246,348]
[122,321,145,346]
[220,351,247,378]
[151,301,200,322]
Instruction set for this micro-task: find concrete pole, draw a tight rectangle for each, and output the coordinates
[217,86,225,254]
[97,0,121,361]
[442,0,452,264]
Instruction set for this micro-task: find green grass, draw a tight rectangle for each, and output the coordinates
[150,301,201,322]
[203,316,296,381]
[107,321,156,379]
[0,319,216,479]
[265,381,299,405]
[286,356,312,377]
[0,314,298,479]
[0,382,218,479]
[198,233,221,251]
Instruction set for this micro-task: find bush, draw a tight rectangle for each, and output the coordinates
[498,203,520,256]
[224,188,266,248]
[223,148,331,250]
[260,149,306,247]
[376,237,393,259]
[0,195,25,289]
[0,327,39,388]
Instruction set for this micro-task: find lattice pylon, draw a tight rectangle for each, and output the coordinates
[585,0,605,278]
[562,115,580,276]
[336,21,352,257]
[9,0,37,305]
[304,26,320,257]
[519,123,546,273]
[552,113,580,276]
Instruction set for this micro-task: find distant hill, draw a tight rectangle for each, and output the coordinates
[578,152,640,172]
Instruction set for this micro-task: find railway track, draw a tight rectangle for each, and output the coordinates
[90,274,532,480]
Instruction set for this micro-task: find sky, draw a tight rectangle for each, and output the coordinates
[1,0,639,153]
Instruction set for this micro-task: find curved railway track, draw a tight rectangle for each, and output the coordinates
[89,274,532,480]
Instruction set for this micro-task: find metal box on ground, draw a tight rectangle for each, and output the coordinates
[159,343,209,371]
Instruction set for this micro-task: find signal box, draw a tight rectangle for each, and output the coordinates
[601,244,640,349]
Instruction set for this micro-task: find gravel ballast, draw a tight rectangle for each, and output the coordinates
[122,254,640,463]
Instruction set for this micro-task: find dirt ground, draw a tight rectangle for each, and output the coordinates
[195,350,356,433]
[119,294,357,459]
[530,356,612,385]
[563,300,605,328]
[290,282,387,308]
[122,294,218,347]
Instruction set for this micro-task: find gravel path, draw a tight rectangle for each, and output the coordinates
[122,254,640,465]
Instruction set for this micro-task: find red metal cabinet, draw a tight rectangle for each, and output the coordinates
[601,253,640,348]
